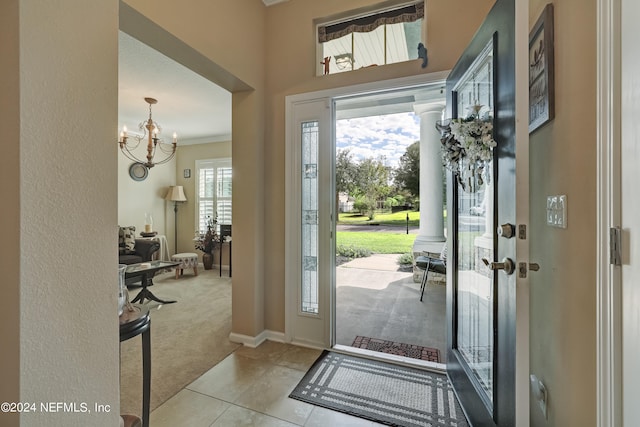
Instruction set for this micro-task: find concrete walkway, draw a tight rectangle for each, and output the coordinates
[338,253,404,272]
[336,253,447,362]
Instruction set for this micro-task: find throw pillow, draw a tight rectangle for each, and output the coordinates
[119,226,136,253]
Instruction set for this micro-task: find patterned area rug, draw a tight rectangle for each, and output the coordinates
[352,336,441,363]
[289,351,468,427]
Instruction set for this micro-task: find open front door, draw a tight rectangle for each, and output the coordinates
[445,1,517,425]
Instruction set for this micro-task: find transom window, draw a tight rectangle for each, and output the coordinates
[195,158,232,233]
[317,2,424,75]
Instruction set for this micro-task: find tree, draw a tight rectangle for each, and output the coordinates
[393,141,420,197]
[352,156,392,219]
[336,149,392,219]
[336,148,357,196]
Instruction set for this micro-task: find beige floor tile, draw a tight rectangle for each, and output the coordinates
[149,389,229,427]
[187,353,272,402]
[233,340,292,363]
[275,346,323,372]
[304,406,385,426]
[211,405,299,426]
[234,364,314,425]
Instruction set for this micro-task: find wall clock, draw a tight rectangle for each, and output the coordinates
[129,162,148,181]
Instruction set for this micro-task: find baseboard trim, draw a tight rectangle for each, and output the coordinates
[228,330,286,348]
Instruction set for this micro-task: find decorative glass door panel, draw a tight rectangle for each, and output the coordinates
[446,2,518,423]
[301,121,319,314]
[285,97,331,348]
[453,40,495,404]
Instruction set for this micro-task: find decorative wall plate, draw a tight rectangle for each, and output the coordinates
[129,162,148,181]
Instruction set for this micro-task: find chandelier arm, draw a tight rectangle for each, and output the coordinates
[155,142,177,155]
[122,137,143,151]
[119,146,146,165]
[151,152,176,166]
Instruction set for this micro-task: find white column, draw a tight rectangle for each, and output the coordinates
[412,102,446,256]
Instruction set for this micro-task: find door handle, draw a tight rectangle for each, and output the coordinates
[482,257,515,275]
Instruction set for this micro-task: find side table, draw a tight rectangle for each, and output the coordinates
[120,304,151,427]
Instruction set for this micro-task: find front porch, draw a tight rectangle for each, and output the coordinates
[335,253,447,363]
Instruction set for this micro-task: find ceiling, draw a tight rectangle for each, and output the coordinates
[118,1,290,144]
[118,31,232,145]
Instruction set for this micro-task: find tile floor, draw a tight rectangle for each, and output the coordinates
[150,341,387,426]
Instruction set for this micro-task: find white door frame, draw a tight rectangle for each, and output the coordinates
[596,0,622,425]
[284,72,450,349]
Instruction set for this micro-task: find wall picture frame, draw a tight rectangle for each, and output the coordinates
[183,168,191,178]
[529,3,555,134]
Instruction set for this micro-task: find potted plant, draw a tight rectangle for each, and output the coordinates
[195,215,218,269]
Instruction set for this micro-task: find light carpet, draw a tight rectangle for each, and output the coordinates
[120,268,240,416]
[289,350,468,427]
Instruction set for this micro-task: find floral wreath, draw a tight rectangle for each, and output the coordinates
[436,105,496,192]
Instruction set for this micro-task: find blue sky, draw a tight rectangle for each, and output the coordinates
[335,112,420,167]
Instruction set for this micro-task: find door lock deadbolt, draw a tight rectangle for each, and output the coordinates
[497,223,515,239]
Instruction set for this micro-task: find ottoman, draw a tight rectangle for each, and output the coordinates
[171,252,199,279]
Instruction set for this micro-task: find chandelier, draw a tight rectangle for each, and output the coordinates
[118,97,177,169]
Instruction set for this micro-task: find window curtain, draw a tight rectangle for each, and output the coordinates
[318,3,424,43]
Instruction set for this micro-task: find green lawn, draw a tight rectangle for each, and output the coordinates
[336,230,478,256]
[336,231,415,254]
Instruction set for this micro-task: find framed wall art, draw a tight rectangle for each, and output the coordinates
[529,3,555,133]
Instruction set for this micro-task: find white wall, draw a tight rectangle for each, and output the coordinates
[0,1,121,426]
[175,141,232,255]
[117,145,176,248]
[621,0,640,424]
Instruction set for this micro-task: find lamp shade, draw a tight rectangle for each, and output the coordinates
[165,185,187,202]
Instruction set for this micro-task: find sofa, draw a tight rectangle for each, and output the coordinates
[118,226,160,265]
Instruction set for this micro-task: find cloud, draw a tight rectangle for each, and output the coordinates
[336,112,420,166]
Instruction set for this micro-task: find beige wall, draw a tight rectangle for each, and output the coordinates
[0,0,121,426]
[0,1,20,425]
[528,0,597,425]
[263,0,494,331]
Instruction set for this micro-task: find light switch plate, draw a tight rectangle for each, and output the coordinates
[546,195,567,228]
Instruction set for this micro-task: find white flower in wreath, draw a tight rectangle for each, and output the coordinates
[436,105,496,171]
